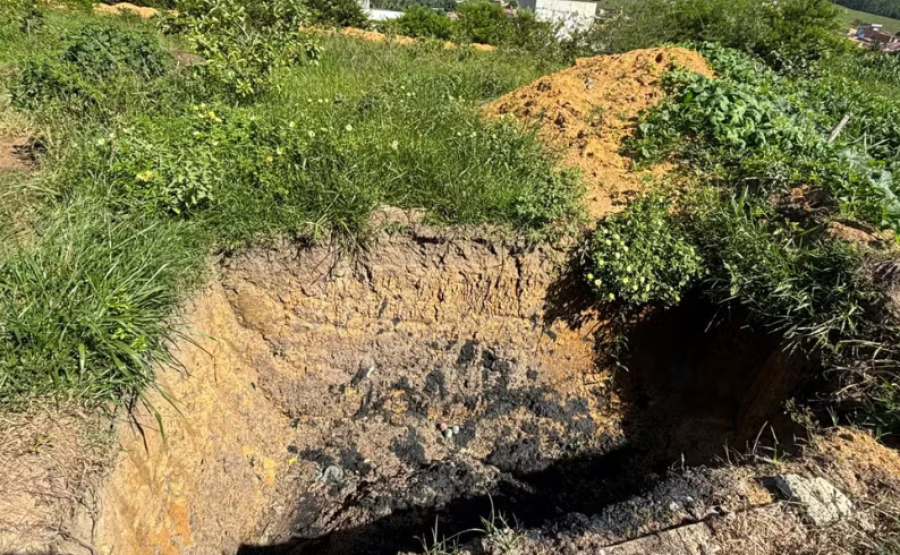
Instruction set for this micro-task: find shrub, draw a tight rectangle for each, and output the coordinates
[586,195,705,307]
[175,0,320,100]
[63,23,168,79]
[456,0,510,45]
[506,8,560,54]
[373,0,457,11]
[11,23,170,113]
[396,6,454,40]
[602,0,842,70]
[304,0,369,28]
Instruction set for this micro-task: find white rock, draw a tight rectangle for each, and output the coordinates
[773,474,854,527]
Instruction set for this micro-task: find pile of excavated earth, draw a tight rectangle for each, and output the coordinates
[2,46,900,555]
[484,47,712,218]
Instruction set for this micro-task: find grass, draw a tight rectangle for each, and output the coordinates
[0,202,206,406]
[0,2,582,407]
[836,4,900,33]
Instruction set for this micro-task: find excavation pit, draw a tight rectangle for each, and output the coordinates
[81,223,809,555]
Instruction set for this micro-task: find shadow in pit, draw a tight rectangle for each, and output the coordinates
[237,446,648,555]
[615,298,811,467]
[239,296,811,555]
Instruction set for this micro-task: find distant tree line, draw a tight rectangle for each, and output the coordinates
[835,0,900,20]
[371,0,458,12]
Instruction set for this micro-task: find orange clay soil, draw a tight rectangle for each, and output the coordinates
[92,2,164,18]
[339,26,494,50]
[484,47,713,219]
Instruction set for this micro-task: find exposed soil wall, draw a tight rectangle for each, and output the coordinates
[3,224,898,555]
[94,226,610,555]
[83,224,817,555]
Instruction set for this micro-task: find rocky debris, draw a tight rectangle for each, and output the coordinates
[772,474,855,528]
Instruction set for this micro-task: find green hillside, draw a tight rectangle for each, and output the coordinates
[837,4,900,33]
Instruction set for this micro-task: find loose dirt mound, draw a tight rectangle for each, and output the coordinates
[336,26,494,50]
[342,26,416,45]
[485,47,713,219]
[92,2,162,18]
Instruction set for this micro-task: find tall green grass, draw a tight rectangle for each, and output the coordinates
[0,204,205,406]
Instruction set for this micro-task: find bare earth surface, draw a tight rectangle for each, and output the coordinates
[485,47,713,218]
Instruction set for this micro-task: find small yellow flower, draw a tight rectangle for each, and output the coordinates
[136,170,155,182]
[308,130,316,138]
[266,155,274,163]
[289,121,296,129]
[208,111,216,119]
[345,124,353,132]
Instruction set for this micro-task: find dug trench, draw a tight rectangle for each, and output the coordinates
[76,216,811,555]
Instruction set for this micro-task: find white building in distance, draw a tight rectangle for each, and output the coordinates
[518,0,598,36]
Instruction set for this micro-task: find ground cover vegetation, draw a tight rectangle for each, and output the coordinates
[584,29,900,438]
[0,0,578,406]
[2,0,900,452]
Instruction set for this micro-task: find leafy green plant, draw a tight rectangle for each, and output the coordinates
[629,44,900,235]
[11,23,171,114]
[587,195,704,306]
[63,23,168,79]
[175,0,320,100]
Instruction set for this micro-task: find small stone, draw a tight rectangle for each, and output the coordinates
[452,425,460,435]
[443,429,453,438]
[439,423,448,432]
[773,474,855,527]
